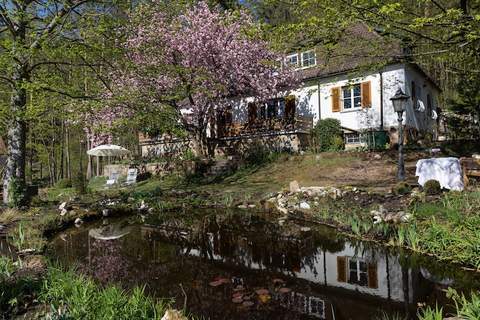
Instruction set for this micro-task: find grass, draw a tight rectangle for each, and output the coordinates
[0,255,181,319]
[40,267,172,320]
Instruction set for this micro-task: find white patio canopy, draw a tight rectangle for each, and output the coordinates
[87,144,130,157]
[87,144,130,177]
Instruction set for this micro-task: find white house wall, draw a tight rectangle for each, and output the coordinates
[227,63,439,133]
[291,84,320,122]
[318,72,383,131]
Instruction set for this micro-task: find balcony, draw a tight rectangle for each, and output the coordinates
[216,116,314,139]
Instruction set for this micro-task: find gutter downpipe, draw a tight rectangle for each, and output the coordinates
[380,71,384,131]
[318,83,321,121]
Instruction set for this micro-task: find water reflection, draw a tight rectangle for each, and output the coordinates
[49,212,480,320]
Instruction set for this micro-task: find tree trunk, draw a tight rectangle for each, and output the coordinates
[3,85,27,205]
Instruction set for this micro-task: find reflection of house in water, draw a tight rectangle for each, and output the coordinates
[156,227,416,306]
[275,291,326,319]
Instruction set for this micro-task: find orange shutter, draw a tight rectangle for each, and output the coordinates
[367,263,378,289]
[337,256,347,282]
[361,81,371,108]
[332,87,341,112]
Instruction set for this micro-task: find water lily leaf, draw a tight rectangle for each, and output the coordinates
[242,301,254,307]
[232,296,243,303]
[255,288,269,295]
[209,280,224,287]
[232,292,243,299]
[258,294,271,303]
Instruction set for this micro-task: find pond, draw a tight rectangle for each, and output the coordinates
[48,210,480,320]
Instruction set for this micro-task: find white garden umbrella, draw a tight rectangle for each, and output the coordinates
[87,144,130,157]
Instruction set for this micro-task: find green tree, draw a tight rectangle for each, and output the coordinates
[0,0,128,205]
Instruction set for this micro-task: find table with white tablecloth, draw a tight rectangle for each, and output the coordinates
[415,157,464,191]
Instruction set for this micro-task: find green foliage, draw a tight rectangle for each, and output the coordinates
[311,118,344,152]
[55,179,72,189]
[447,288,480,320]
[40,267,170,319]
[72,173,87,195]
[8,177,27,208]
[423,180,442,196]
[0,256,16,280]
[393,182,411,195]
[417,305,443,320]
[244,143,281,166]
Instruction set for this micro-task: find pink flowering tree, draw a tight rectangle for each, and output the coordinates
[115,1,298,156]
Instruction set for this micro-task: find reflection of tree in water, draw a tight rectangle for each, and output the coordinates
[84,239,130,285]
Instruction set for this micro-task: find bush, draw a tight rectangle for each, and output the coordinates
[8,177,27,207]
[393,182,412,195]
[72,173,87,195]
[424,180,442,195]
[54,179,72,189]
[311,118,344,152]
[244,143,280,166]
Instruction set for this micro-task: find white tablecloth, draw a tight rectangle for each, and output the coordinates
[415,157,464,191]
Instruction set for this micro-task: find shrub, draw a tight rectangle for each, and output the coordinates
[424,180,442,195]
[393,182,412,195]
[8,177,27,207]
[54,179,72,189]
[311,118,344,152]
[72,173,87,195]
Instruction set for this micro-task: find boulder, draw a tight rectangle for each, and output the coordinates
[289,180,300,193]
[299,201,311,210]
[161,309,187,320]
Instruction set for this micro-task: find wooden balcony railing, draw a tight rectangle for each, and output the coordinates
[218,116,314,138]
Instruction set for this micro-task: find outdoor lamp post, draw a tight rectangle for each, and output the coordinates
[390,88,410,181]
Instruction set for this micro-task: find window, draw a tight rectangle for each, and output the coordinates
[345,133,364,144]
[285,54,299,67]
[301,50,316,67]
[342,84,362,110]
[348,258,368,286]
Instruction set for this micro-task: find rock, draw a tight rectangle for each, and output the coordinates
[102,209,109,217]
[299,201,311,210]
[276,206,288,215]
[289,180,300,193]
[161,309,187,320]
[373,154,382,160]
[58,202,67,210]
[74,218,83,226]
[237,204,248,209]
[60,208,68,216]
[315,155,321,161]
[300,227,311,233]
[247,204,256,208]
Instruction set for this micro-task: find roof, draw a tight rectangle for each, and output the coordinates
[293,23,430,83]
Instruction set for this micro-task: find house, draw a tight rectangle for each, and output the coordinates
[140,23,441,156]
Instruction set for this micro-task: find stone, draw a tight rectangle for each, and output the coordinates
[248,204,256,208]
[289,180,300,193]
[58,202,67,210]
[276,206,288,215]
[373,154,381,160]
[238,204,248,209]
[299,202,311,210]
[300,227,311,233]
[60,208,68,216]
[102,209,109,217]
[74,218,83,226]
[161,309,187,320]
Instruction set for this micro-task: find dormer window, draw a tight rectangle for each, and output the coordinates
[301,50,316,67]
[285,53,299,67]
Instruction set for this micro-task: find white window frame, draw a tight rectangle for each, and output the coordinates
[285,53,299,68]
[347,257,368,286]
[341,83,362,110]
[301,50,316,68]
[345,133,363,145]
